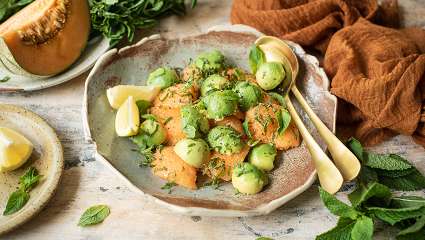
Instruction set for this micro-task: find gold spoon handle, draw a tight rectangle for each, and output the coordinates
[285,95,343,194]
[291,86,361,181]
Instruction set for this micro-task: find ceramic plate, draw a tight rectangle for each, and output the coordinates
[0,37,110,92]
[83,24,337,217]
[0,104,63,235]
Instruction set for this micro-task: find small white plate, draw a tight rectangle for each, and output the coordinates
[0,37,110,92]
[0,104,63,235]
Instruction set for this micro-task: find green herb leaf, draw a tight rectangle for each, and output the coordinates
[365,153,412,171]
[319,187,358,220]
[366,205,425,225]
[20,167,41,191]
[0,76,11,83]
[357,166,379,184]
[276,108,291,135]
[397,215,425,238]
[316,217,356,240]
[161,181,176,194]
[375,168,415,178]
[78,205,110,227]
[351,216,373,240]
[243,118,253,139]
[0,0,34,23]
[3,190,29,215]
[346,138,365,162]
[390,196,425,208]
[379,169,425,191]
[348,182,391,208]
[136,100,151,116]
[256,237,274,240]
[268,92,286,107]
[249,44,265,74]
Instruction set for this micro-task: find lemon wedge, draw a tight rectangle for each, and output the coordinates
[107,85,161,109]
[115,96,140,137]
[0,127,33,173]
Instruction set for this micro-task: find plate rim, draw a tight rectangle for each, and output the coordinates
[0,37,110,92]
[82,24,337,217]
[0,104,64,235]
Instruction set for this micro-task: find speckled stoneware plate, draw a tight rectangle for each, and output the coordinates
[0,104,63,235]
[0,36,110,92]
[82,24,337,217]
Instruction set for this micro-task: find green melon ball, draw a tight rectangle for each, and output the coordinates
[249,143,277,171]
[131,119,166,148]
[202,90,238,120]
[195,50,225,74]
[201,74,231,96]
[232,162,269,194]
[255,62,286,90]
[180,105,209,138]
[207,126,243,155]
[234,81,263,111]
[174,139,209,168]
[147,67,179,89]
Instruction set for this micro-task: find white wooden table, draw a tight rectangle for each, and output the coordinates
[1,1,424,239]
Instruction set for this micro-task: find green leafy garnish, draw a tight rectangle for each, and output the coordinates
[3,167,42,215]
[89,0,197,46]
[78,205,110,227]
[0,76,11,83]
[135,100,151,116]
[276,108,291,135]
[248,44,265,74]
[0,0,33,23]
[317,138,425,240]
[161,181,176,194]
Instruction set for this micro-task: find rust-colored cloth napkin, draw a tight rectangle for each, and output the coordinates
[231,0,425,147]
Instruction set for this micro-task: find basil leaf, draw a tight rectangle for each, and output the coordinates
[366,205,425,225]
[249,44,265,74]
[351,216,373,240]
[276,108,291,135]
[316,217,356,240]
[20,167,41,191]
[346,138,365,162]
[348,182,391,208]
[78,205,110,227]
[319,187,358,220]
[397,216,425,238]
[3,190,30,216]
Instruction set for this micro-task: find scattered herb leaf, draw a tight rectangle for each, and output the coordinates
[78,205,110,227]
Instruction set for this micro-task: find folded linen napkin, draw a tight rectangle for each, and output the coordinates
[231,0,425,147]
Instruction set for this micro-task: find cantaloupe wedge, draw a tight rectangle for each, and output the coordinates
[0,0,91,76]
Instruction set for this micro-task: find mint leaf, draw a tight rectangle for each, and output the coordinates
[347,138,365,162]
[367,206,425,225]
[351,216,373,240]
[268,92,286,107]
[396,229,425,240]
[78,205,110,227]
[256,237,273,240]
[136,100,151,116]
[316,218,356,240]
[0,76,10,83]
[276,108,291,135]
[379,169,425,191]
[358,166,378,184]
[319,187,358,219]
[20,167,41,191]
[376,168,415,178]
[391,196,425,208]
[397,216,425,237]
[365,153,412,171]
[348,182,391,208]
[3,190,29,215]
[249,45,265,74]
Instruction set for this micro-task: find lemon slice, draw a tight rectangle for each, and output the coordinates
[107,85,161,109]
[115,96,140,137]
[0,127,33,172]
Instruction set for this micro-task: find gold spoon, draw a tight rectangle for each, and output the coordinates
[255,36,361,184]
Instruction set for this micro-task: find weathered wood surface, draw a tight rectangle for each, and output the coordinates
[0,1,424,239]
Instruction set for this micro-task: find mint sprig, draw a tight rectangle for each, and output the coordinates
[317,138,425,240]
